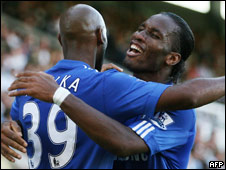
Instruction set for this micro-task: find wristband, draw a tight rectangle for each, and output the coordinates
[53,87,71,106]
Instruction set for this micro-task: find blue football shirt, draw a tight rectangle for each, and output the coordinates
[113,109,196,169]
[10,59,170,169]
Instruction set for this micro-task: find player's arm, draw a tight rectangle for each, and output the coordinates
[1,120,27,162]
[101,63,225,112]
[7,71,148,156]
[155,76,225,112]
[61,94,149,156]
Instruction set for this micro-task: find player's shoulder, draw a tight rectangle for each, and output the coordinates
[103,69,147,84]
[103,69,132,77]
[102,69,153,92]
[46,62,101,80]
[140,109,196,131]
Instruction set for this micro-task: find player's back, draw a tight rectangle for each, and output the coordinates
[11,60,116,168]
[114,109,196,169]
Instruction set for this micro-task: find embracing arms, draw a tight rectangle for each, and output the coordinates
[6,70,225,157]
[6,71,147,157]
[60,94,148,156]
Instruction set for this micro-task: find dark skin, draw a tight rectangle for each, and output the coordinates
[124,14,181,83]
[58,4,107,69]
[2,13,225,161]
[1,121,27,162]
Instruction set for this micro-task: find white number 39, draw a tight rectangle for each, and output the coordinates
[23,102,77,169]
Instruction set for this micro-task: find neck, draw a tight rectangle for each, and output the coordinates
[63,42,96,68]
[133,68,171,84]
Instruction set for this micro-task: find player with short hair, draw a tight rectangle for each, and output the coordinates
[2,5,225,170]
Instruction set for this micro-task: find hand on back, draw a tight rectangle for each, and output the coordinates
[1,120,27,162]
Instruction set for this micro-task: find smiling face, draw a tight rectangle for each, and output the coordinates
[124,14,180,73]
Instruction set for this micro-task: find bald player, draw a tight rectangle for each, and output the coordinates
[3,4,112,169]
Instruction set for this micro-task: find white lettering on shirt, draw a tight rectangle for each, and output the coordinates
[59,75,71,88]
[68,78,80,92]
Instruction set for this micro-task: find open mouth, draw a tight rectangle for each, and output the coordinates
[127,44,143,57]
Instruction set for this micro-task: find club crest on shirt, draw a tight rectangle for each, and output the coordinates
[150,112,174,130]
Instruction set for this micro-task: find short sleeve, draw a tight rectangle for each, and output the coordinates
[103,70,170,122]
[10,97,19,121]
[128,114,194,156]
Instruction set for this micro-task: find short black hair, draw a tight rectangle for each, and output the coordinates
[160,12,195,83]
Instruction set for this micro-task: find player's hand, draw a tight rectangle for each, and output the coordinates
[8,71,59,103]
[101,63,123,72]
[1,120,27,162]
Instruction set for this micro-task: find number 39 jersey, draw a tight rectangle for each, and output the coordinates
[10,59,170,169]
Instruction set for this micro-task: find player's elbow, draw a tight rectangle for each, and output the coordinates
[108,141,134,157]
[186,91,199,108]
[112,140,146,157]
[112,145,132,157]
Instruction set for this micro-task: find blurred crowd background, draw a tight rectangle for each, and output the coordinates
[1,1,225,169]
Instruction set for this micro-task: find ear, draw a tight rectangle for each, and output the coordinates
[165,52,181,66]
[96,28,107,46]
[58,34,62,46]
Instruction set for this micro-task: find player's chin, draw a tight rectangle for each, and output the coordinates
[123,56,134,65]
[123,57,140,71]
[124,54,143,68]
